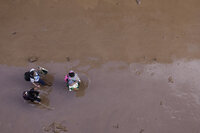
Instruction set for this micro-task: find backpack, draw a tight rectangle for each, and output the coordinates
[24,72,31,81]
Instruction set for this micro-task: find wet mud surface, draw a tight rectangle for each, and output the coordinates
[1,0,200,133]
[0,60,200,133]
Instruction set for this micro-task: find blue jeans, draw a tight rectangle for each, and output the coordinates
[36,79,46,85]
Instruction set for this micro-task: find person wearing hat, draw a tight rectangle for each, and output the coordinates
[64,70,81,91]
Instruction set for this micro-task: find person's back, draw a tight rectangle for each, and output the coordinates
[65,70,81,91]
[23,88,41,102]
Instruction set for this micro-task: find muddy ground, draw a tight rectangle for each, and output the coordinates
[0,0,200,133]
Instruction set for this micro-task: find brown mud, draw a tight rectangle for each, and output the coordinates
[1,0,200,65]
[0,0,200,133]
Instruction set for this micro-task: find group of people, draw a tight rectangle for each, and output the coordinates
[23,67,81,103]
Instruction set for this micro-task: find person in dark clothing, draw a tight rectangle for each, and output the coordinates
[23,87,41,103]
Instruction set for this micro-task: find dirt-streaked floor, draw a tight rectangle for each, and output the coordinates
[1,0,200,133]
[1,60,200,133]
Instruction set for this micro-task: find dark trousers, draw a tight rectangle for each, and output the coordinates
[37,79,46,85]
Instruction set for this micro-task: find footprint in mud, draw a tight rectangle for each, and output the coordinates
[27,56,38,63]
[150,72,155,76]
[168,76,174,83]
[75,74,90,97]
[136,71,141,75]
[139,129,144,133]
[43,121,68,133]
[152,58,157,62]
[113,124,119,129]
[136,0,141,5]
[11,32,17,35]
[66,56,70,62]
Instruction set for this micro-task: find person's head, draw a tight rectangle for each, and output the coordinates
[30,71,34,77]
[69,70,75,77]
[23,91,28,98]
